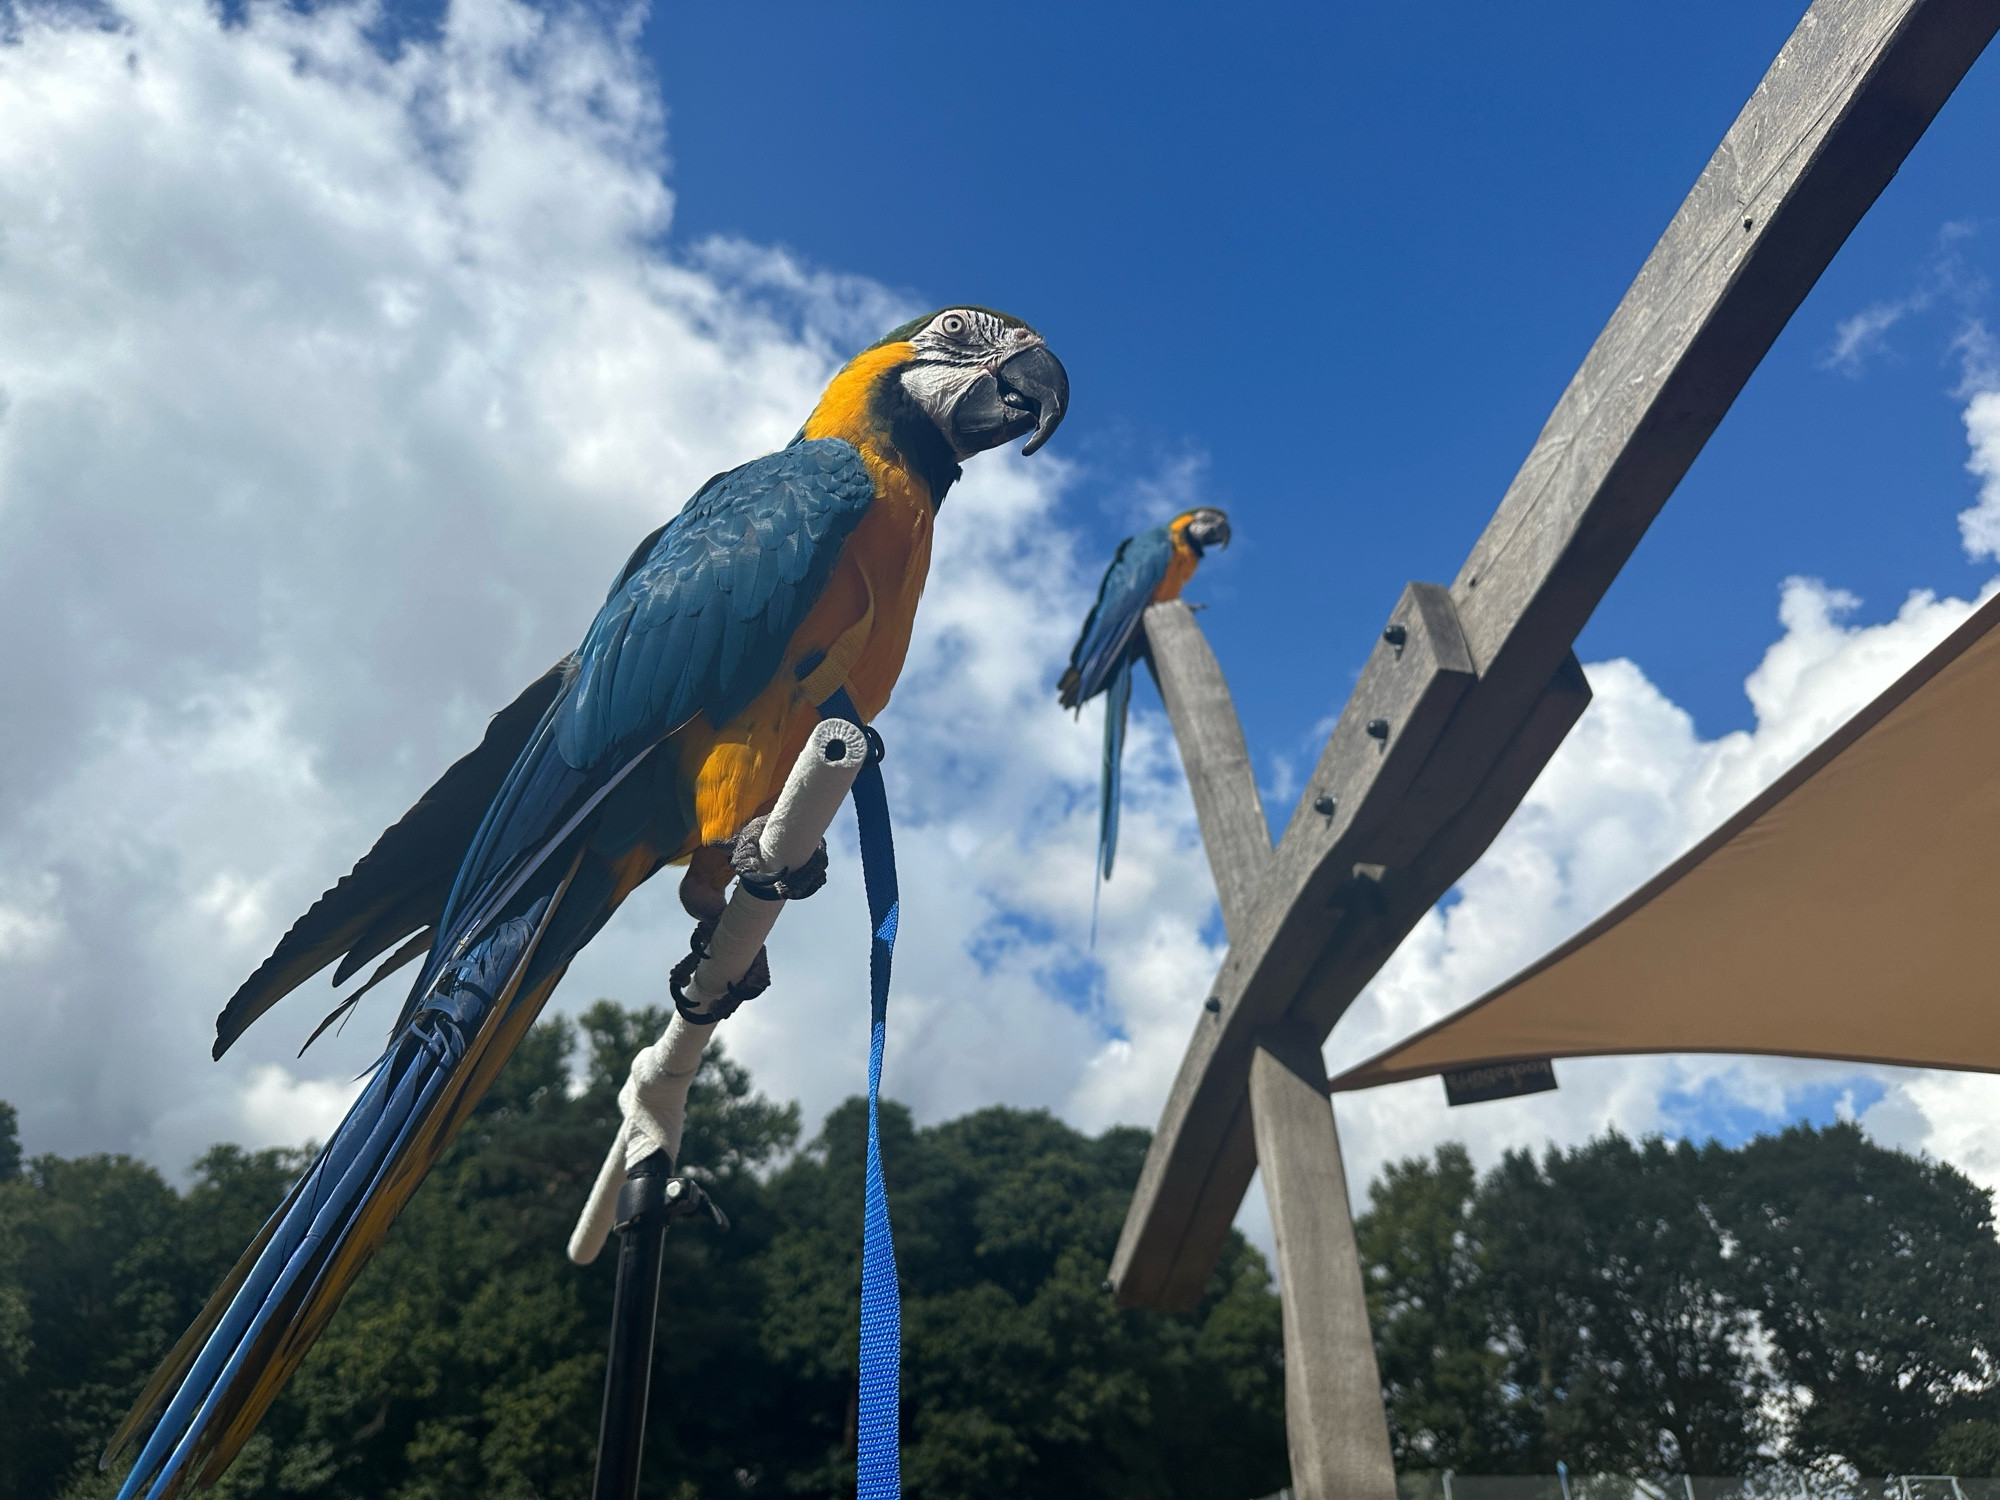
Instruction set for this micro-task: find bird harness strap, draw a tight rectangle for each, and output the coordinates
[819,687,901,1500]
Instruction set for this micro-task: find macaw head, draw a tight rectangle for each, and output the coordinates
[877,307,1070,459]
[1170,506,1232,558]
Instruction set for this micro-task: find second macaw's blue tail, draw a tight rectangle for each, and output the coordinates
[1090,656,1134,944]
[103,857,590,1500]
[1100,656,1132,880]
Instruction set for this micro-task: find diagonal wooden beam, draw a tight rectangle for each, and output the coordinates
[1114,0,2000,1312]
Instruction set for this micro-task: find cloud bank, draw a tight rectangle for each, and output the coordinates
[0,0,1220,1176]
[2,0,1999,1267]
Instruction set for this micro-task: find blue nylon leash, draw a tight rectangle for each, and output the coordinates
[821,689,901,1499]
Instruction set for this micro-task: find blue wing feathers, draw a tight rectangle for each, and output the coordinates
[558,438,873,769]
[437,437,872,986]
[1065,526,1172,706]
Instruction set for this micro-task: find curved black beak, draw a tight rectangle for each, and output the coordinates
[1005,344,1069,456]
[950,343,1070,458]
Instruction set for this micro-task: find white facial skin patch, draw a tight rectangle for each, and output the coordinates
[898,309,1049,458]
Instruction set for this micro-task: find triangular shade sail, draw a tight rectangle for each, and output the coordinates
[1329,589,2000,1095]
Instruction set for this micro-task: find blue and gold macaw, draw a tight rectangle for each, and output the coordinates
[1059,507,1230,889]
[104,308,1067,1499]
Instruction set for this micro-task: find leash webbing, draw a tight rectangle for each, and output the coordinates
[821,689,901,1499]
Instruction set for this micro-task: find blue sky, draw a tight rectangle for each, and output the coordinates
[632,0,2000,1161]
[647,0,2000,752]
[3,0,1999,1210]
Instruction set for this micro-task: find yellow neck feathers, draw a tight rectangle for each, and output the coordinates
[804,343,916,465]
[802,339,965,515]
[1154,513,1205,603]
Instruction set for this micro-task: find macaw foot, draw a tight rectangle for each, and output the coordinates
[678,844,734,920]
[669,918,771,1023]
[728,815,829,900]
[668,821,830,1024]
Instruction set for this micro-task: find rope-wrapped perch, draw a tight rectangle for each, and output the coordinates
[568,716,869,1264]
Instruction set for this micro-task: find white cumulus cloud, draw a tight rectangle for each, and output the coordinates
[1962,388,2000,559]
[1326,570,2000,1211]
[0,0,1215,1176]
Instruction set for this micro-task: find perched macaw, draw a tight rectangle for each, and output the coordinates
[1058,507,1230,890]
[105,307,1067,1499]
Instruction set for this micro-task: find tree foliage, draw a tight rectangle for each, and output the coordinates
[1359,1123,2000,1479]
[0,1004,1284,1500]
[18,1014,1994,1494]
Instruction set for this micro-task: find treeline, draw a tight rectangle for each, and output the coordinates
[9,1021,2000,1500]
[0,1005,1286,1500]
[1359,1129,2000,1479]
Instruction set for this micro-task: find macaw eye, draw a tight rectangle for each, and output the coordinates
[936,312,970,340]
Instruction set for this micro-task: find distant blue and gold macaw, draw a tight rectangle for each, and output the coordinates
[105,308,1067,1499]
[1059,507,1230,887]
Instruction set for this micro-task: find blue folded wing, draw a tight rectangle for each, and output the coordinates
[558,438,877,770]
[419,438,875,998]
[1064,526,1171,900]
[1064,526,1171,706]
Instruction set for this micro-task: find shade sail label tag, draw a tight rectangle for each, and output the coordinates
[1442,1058,1558,1106]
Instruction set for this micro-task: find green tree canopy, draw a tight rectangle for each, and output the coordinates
[1358,1121,2000,1480]
[1722,1123,2000,1473]
[1359,1142,1516,1474]
[0,1004,1285,1500]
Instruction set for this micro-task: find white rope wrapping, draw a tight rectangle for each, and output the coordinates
[567,717,870,1265]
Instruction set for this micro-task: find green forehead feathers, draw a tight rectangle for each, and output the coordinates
[868,306,1032,350]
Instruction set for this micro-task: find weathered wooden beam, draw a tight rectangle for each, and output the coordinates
[1120,657,1591,1308]
[1113,0,1999,1311]
[1143,601,1273,940]
[1250,1022,1398,1500]
[1115,582,1481,1306]
[1145,603,1400,1491]
[1290,655,1594,1039]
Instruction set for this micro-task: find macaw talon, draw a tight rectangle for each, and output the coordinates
[729,815,830,901]
[668,917,771,1024]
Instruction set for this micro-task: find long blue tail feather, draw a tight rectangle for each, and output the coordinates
[143,1062,450,1499]
[1090,656,1133,946]
[113,894,563,1499]
[1099,655,1132,882]
[120,1003,475,1497]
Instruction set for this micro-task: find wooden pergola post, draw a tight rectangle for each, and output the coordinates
[1120,2,2000,1494]
[1146,602,1399,1500]
[1249,1022,1393,1500]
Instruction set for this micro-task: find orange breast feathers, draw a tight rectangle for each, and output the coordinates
[670,342,938,853]
[1152,515,1203,603]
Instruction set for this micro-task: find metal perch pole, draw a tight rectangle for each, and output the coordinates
[592,1160,726,1500]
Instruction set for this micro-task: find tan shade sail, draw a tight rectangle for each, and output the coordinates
[1329,590,2000,1095]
